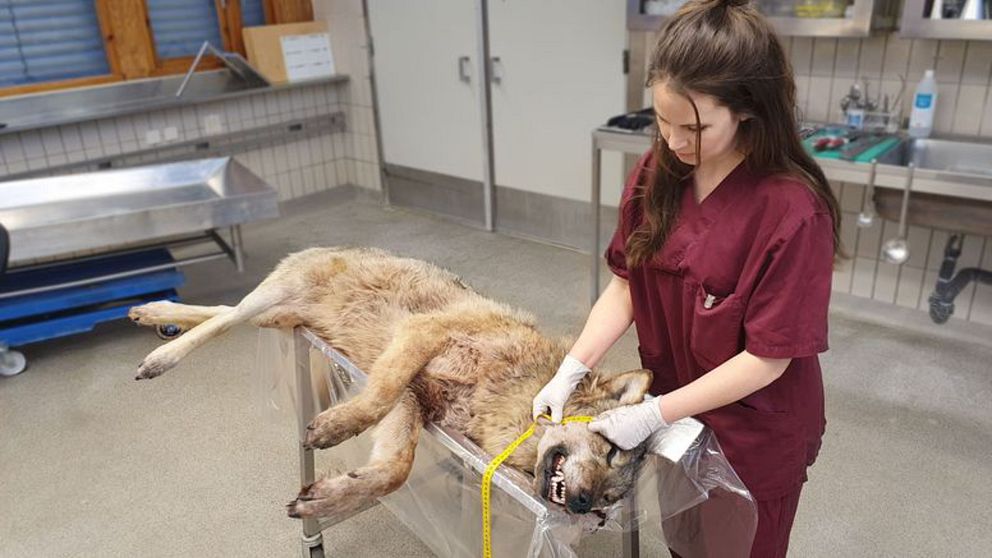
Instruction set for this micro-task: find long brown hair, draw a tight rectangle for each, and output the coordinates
[626,0,842,268]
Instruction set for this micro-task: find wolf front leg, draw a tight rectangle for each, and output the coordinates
[303,312,461,449]
[129,300,233,330]
[287,390,423,521]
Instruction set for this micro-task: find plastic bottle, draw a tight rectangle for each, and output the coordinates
[908,69,937,139]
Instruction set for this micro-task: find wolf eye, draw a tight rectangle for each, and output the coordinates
[606,444,619,466]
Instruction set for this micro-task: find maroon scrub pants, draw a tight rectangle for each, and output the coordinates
[668,485,803,558]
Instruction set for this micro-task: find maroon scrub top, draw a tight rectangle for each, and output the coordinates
[606,151,833,500]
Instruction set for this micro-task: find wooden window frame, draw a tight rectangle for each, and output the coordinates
[0,0,313,98]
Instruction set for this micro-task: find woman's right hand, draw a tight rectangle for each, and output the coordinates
[532,355,591,422]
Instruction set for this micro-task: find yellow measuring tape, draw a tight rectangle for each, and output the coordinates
[481,414,594,558]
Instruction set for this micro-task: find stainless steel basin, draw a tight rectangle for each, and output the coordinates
[873,137,992,236]
[0,65,268,133]
[876,137,992,176]
[0,157,279,264]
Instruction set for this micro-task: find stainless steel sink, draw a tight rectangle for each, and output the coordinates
[872,136,992,237]
[0,66,269,134]
[876,137,992,177]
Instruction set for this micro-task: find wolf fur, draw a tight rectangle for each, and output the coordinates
[129,247,652,521]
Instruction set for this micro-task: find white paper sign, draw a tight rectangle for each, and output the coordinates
[281,33,335,82]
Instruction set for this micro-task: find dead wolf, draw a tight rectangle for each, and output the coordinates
[129,247,652,521]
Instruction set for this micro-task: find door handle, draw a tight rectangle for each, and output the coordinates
[458,56,471,83]
[490,56,503,85]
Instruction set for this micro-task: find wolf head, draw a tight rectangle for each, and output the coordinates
[532,369,653,514]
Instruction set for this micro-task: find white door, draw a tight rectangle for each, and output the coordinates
[367,0,484,182]
[489,0,627,202]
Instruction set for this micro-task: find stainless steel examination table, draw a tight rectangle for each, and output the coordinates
[0,157,278,375]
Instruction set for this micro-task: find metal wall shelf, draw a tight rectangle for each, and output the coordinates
[627,0,895,37]
[900,0,992,40]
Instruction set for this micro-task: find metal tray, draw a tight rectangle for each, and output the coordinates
[0,157,278,265]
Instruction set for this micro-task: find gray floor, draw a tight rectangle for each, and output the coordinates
[2,188,990,557]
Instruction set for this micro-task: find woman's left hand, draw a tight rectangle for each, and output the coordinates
[589,398,668,450]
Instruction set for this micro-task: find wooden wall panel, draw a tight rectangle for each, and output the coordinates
[98,0,156,79]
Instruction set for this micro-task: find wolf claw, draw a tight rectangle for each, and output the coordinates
[303,410,363,449]
[135,350,178,379]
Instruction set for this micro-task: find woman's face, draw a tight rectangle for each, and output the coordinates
[652,81,744,167]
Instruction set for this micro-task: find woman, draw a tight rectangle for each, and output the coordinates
[532,0,841,556]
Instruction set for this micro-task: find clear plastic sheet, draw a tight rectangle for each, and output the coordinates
[257,328,758,557]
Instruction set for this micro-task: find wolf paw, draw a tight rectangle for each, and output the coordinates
[129,301,177,326]
[303,408,365,449]
[286,477,357,520]
[135,346,179,380]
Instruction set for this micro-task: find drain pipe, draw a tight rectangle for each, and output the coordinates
[928,234,992,324]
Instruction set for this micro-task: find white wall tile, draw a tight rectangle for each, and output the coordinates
[961,41,992,86]
[970,282,992,326]
[856,218,883,258]
[858,36,886,79]
[40,129,64,156]
[933,83,959,135]
[806,76,833,122]
[851,257,877,297]
[20,130,45,160]
[60,125,83,153]
[882,36,912,81]
[952,85,988,136]
[895,266,925,309]
[828,79,851,124]
[5,159,27,174]
[314,164,327,190]
[873,260,898,303]
[916,269,936,315]
[790,37,814,76]
[925,229,950,270]
[274,143,290,174]
[935,40,966,84]
[0,135,25,163]
[905,224,932,269]
[834,39,861,78]
[908,39,939,84]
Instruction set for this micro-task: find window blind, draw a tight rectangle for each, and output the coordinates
[147,0,223,59]
[0,0,110,87]
[241,0,265,27]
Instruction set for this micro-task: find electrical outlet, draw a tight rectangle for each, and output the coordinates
[163,126,178,141]
[145,129,161,145]
[203,114,223,136]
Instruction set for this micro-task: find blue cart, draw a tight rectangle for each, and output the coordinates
[0,249,185,376]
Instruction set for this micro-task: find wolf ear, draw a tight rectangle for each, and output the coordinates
[604,369,653,405]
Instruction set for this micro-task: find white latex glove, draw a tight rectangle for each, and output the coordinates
[532,355,590,422]
[589,398,669,450]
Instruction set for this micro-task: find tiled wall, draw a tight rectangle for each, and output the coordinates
[314,0,382,193]
[787,36,992,138]
[787,33,992,327]
[0,81,359,201]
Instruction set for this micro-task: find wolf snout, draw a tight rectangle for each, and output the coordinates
[566,490,593,514]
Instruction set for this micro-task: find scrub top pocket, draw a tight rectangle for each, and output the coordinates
[689,284,745,371]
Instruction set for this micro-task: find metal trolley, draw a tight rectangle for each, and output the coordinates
[286,327,644,558]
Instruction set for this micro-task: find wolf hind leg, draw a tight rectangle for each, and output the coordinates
[135,284,288,380]
[304,311,469,449]
[287,390,422,521]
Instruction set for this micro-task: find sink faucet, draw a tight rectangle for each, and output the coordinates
[175,41,251,97]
